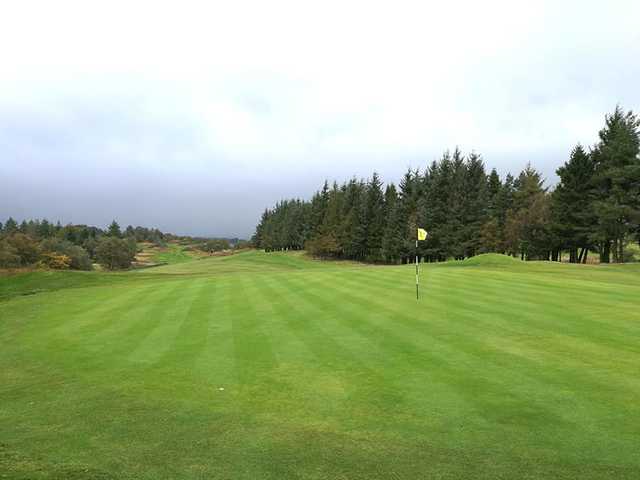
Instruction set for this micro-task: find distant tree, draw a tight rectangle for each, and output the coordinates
[107,220,122,238]
[3,217,18,235]
[37,219,54,238]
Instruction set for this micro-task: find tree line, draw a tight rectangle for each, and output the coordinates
[253,106,640,264]
[0,218,249,270]
[0,219,169,270]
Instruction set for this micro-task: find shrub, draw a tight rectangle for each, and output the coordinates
[40,238,93,270]
[39,252,72,269]
[6,233,40,265]
[95,237,136,270]
[0,240,21,268]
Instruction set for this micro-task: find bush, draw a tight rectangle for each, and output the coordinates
[202,239,230,253]
[40,238,93,270]
[66,245,93,270]
[6,233,40,265]
[39,252,72,269]
[0,240,21,268]
[95,237,136,270]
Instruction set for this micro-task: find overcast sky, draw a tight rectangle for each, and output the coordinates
[1,1,639,238]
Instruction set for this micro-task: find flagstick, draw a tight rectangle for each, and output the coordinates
[415,239,419,300]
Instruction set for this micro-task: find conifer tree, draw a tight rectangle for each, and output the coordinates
[552,144,596,262]
[4,217,18,234]
[382,184,403,263]
[591,106,640,263]
[461,152,488,257]
[364,172,385,261]
[107,220,122,238]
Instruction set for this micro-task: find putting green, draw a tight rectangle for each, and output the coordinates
[1,252,639,479]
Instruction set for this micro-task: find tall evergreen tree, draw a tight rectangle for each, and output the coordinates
[461,152,488,257]
[505,165,551,260]
[364,172,385,261]
[591,106,640,263]
[552,144,596,262]
[382,184,403,263]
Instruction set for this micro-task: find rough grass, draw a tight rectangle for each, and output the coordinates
[1,251,640,479]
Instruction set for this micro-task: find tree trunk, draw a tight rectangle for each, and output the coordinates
[582,250,588,264]
[618,236,624,263]
[600,241,610,263]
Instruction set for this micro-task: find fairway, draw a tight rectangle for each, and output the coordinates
[1,252,640,479]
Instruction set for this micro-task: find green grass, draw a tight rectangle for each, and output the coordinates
[1,251,640,479]
[151,244,199,265]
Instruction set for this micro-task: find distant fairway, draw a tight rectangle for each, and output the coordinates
[1,252,639,479]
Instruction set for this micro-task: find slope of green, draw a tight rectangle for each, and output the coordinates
[461,252,523,266]
[151,244,198,265]
[0,270,134,302]
[1,252,640,479]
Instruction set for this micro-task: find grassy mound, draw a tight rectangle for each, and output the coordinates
[461,253,523,266]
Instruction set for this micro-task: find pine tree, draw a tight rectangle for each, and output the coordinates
[552,144,596,262]
[309,181,330,238]
[4,217,18,234]
[38,219,53,238]
[382,184,403,263]
[486,168,502,218]
[107,220,122,238]
[424,156,452,261]
[591,106,640,263]
[461,152,488,257]
[364,172,385,261]
[398,169,419,262]
[506,165,551,260]
[341,179,367,260]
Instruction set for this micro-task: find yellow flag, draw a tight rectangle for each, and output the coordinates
[417,228,428,241]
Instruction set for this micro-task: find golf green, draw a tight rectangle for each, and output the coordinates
[1,252,639,479]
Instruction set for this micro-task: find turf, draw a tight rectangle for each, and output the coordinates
[1,252,639,479]
[151,244,199,265]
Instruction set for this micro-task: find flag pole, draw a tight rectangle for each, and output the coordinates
[415,238,419,300]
